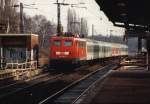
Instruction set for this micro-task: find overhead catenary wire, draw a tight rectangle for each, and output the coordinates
[17,1,107,27]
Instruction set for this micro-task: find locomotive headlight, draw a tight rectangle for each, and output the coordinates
[56,52,61,55]
[64,52,69,55]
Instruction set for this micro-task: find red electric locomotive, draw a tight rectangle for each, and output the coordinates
[49,35,87,65]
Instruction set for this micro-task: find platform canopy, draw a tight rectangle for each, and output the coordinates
[96,0,150,32]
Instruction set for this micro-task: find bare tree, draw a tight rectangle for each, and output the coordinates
[80,17,88,38]
[24,14,33,33]
[24,14,57,48]
[67,8,88,37]
[0,0,19,33]
[67,8,80,35]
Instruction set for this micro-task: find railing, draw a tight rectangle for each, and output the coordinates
[5,61,37,70]
[0,70,16,80]
[0,61,38,80]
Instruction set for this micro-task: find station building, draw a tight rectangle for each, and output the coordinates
[0,34,38,69]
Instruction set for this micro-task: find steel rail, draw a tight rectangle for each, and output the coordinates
[39,64,118,104]
[0,73,64,99]
[0,73,50,90]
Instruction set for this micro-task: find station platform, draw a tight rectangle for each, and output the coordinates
[90,68,150,104]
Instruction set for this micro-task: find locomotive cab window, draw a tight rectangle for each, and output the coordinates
[53,40,61,46]
[64,40,72,46]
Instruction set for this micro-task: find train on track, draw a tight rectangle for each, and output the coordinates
[49,34,128,66]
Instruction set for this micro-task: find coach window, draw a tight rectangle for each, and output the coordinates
[78,41,82,48]
[64,40,72,46]
[78,41,86,48]
[83,42,86,48]
[54,40,61,46]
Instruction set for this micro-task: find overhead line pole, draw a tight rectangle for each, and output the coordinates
[20,2,24,33]
[8,3,24,33]
[54,0,81,36]
[14,3,37,33]
[14,2,24,33]
[56,0,61,36]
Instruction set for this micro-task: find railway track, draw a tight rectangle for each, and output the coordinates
[0,62,119,104]
[0,73,64,100]
[0,64,77,91]
[0,63,104,104]
[0,77,17,87]
[0,73,49,90]
[39,64,118,104]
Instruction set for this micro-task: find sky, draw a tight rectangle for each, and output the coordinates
[18,0,57,21]
[17,0,125,37]
[17,0,102,21]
